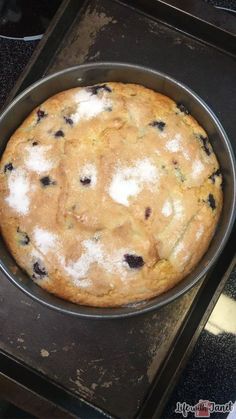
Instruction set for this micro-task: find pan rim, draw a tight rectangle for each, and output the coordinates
[0,62,235,319]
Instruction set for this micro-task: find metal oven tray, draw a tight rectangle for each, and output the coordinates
[0,1,235,417]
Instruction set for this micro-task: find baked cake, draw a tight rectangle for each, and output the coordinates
[0,83,223,307]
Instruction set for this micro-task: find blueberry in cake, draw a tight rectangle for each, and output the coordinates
[0,83,223,307]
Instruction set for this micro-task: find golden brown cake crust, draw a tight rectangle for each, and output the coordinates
[0,83,223,307]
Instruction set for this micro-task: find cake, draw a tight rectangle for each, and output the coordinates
[0,83,223,307]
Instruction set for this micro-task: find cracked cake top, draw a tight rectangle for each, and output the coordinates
[0,82,223,306]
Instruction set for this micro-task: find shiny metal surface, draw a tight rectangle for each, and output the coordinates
[0,63,235,318]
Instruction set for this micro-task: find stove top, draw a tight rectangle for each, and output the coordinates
[0,0,62,39]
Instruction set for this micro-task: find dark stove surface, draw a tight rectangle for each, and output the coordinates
[0,0,62,38]
[0,37,37,108]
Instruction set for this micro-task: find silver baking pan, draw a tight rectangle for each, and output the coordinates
[0,63,235,318]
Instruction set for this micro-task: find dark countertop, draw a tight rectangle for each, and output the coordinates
[0,2,235,418]
[0,38,37,108]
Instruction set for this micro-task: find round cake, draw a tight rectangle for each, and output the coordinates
[0,83,223,307]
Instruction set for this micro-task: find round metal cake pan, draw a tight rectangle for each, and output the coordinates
[0,63,235,319]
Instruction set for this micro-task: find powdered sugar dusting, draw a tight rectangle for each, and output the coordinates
[63,240,103,279]
[25,145,55,173]
[72,89,111,123]
[173,198,184,219]
[31,248,42,260]
[166,134,182,152]
[60,240,131,286]
[196,225,205,241]
[170,241,191,271]
[109,158,158,206]
[171,241,185,257]
[162,200,173,217]
[80,163,97,188]
[75,89,92,103]
[183,150,191,161]
[6,169,30,215]
[109,176,139,207]
[192,159,204,178]
[33,227,57,254]
[75,278,93,288]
